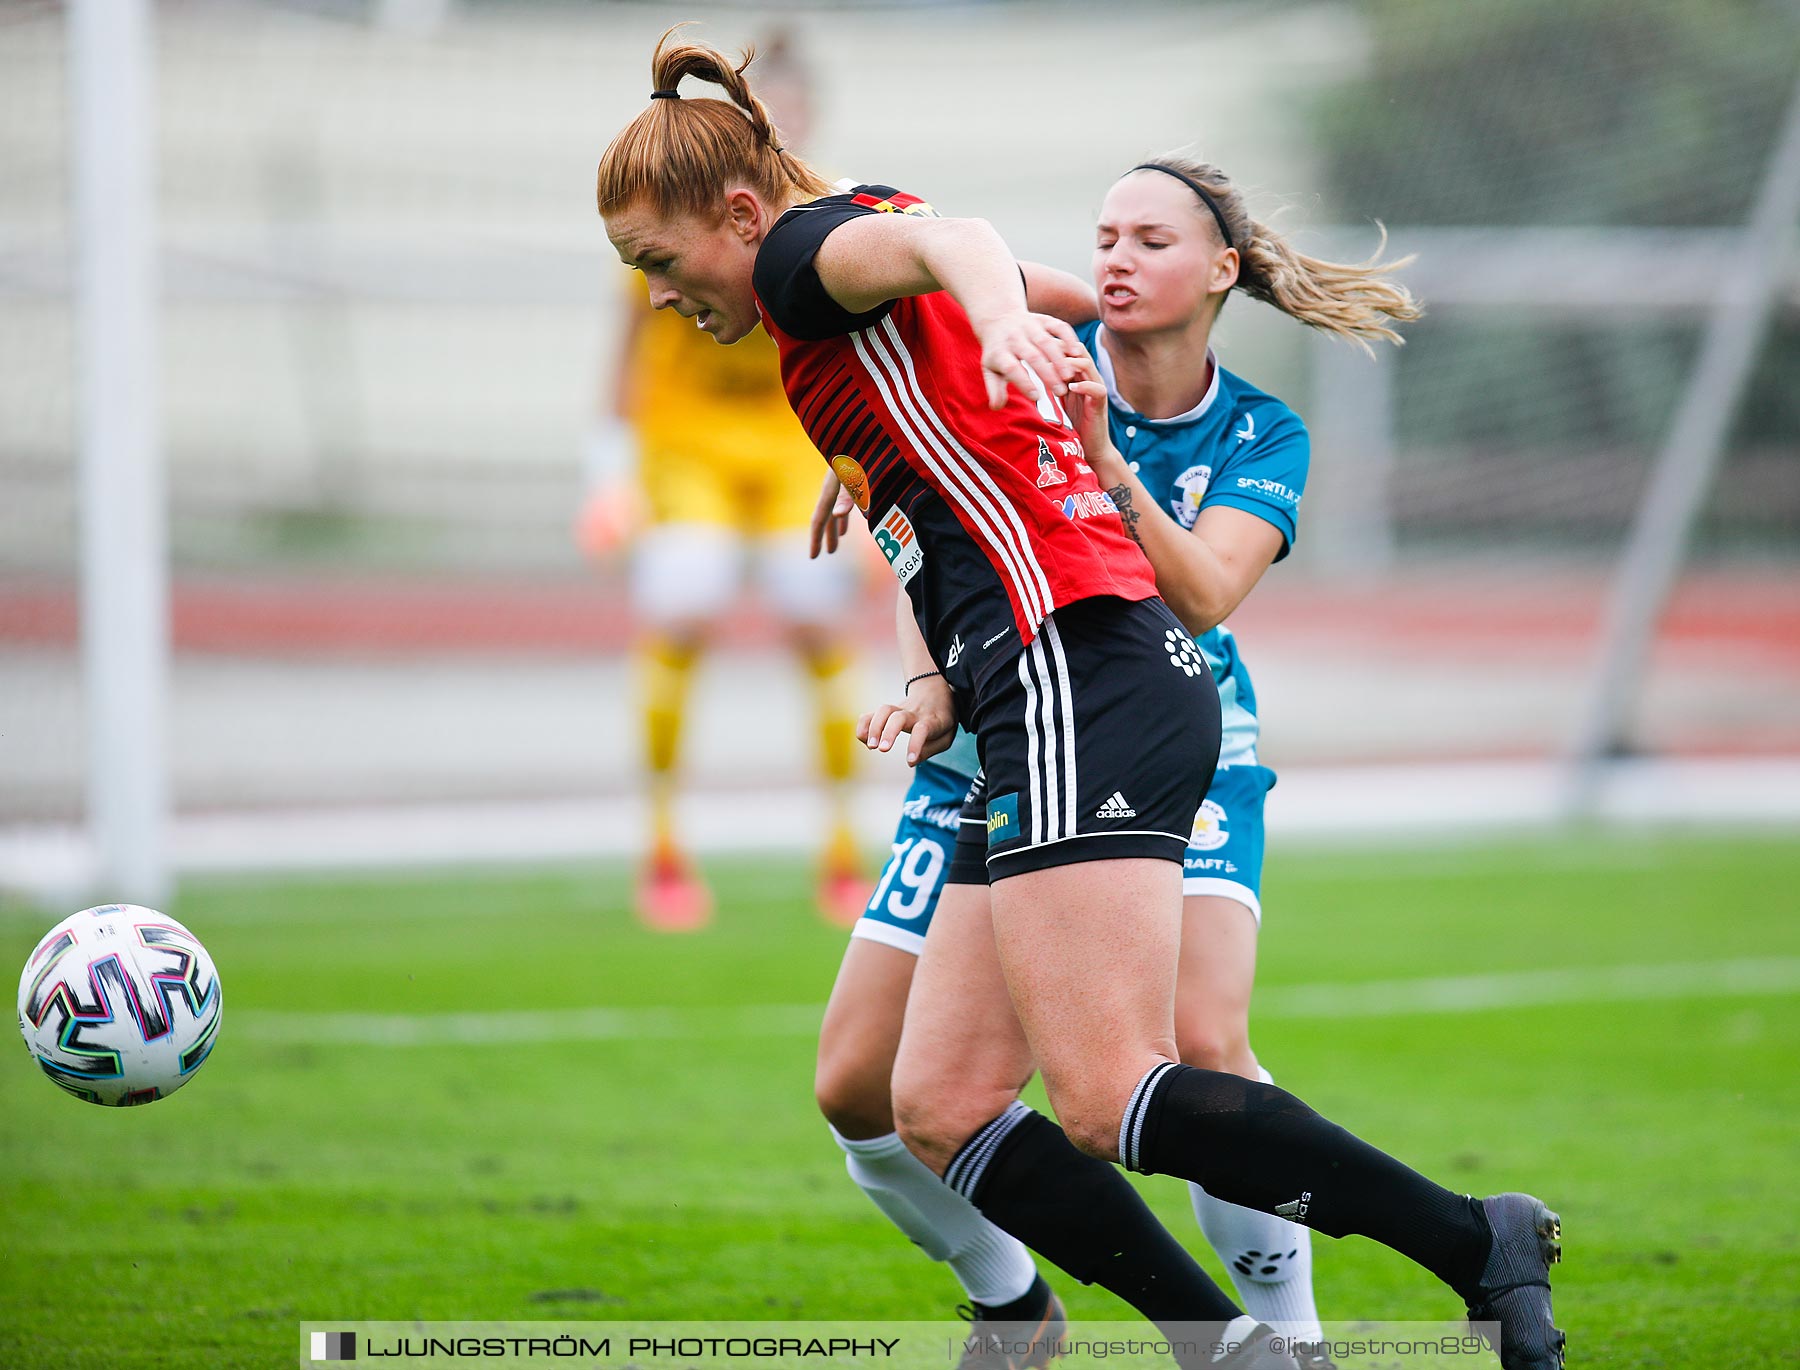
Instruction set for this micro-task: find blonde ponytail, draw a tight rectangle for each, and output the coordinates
[1135,156,1422,353]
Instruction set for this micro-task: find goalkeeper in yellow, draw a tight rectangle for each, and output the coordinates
[578,33,865,932]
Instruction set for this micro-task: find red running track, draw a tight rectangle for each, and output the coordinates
[1,570,1798,668]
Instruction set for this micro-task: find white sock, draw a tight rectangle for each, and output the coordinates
[831,1127,1037,1307]
[1190,1068,1324,1342]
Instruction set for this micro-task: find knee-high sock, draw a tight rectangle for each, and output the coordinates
[639,637,699,852]
[1190,1069,1322,1340]
[945,1103,1240,1332]
[831,1128,1036,1306]
[1124,1063,1490,1294]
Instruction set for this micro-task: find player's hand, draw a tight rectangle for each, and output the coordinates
[974,310,1091,411]
[809,471,855,558]
[575,482,640,558]
[1064,357,1127,482]
[856,676,956,766]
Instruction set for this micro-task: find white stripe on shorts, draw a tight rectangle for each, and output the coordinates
[1041,615,1079,841]
[1018,642,1047,844]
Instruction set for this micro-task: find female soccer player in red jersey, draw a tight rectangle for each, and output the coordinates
[595,30,1563,1370]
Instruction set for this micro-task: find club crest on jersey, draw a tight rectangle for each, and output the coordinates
[1171,464,1213,530]
[1035,436,1069,488]
[830,455,871,513]
[873,505,924,586]
[1189,798,1229,851]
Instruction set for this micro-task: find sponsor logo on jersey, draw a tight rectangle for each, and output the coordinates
[1183,855,1240,874]
[1164,627,1206,678]
[1236,475,1301,505]
[873,505,925,586]
[982,627,1013,650]
[1035,436,1069,488]
[1060,489,1120,521]
[1189,798,1229,851]
[986,792,1020,847]
[945,634,965,668]
[830,455,871,512]
[1171,464,1213,530]
[1235,411,1258,443]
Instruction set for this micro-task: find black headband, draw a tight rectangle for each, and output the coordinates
[1130,163,1234,250]
[650,88,680,99]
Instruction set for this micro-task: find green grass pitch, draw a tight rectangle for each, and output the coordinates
[2,832,1796,1367]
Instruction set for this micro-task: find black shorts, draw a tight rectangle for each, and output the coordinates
[946,595,1220,883]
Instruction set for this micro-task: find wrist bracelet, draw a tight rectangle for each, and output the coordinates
[904,670,944,692]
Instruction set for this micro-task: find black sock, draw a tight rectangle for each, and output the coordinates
[947,1103,1241,1329]
[1124,1063,1491,1293]
[971,1273,1051,1322]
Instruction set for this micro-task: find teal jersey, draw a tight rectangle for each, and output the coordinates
[1078,323,1310,768]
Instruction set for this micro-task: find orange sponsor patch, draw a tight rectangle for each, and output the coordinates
[831,455,871,512]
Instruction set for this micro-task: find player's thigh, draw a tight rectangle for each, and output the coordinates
[1174,762,1274,1072]
[988,857,1183,1160]
[631,522,743,628]
[891,881,1037,1175]
[817,765,967,1133]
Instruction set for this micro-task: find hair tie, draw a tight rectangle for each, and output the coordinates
[1130,163,1234,250]
[650,88,680,100]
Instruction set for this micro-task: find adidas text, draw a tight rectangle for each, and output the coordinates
[1274,1191,1312,1222]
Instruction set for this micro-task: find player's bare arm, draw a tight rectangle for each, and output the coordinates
[1068,372,1284,634]
[1021,260,1098,326]
[857,588,955,767]
[811,214,1089,410]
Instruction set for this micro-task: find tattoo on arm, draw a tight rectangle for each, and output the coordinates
[1108,483,1144,548]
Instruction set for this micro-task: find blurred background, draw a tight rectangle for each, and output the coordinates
[2,0,1797,904]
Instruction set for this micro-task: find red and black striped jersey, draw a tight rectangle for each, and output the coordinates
[752,184,1158,699]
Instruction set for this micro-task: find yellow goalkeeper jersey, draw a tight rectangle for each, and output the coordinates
[625,296,821,534]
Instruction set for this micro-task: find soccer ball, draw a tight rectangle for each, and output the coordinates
[16,904,222,1106]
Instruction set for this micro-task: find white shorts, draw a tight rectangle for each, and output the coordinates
[632,524,852,629]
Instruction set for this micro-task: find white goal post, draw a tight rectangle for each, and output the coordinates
[70,0,168,904]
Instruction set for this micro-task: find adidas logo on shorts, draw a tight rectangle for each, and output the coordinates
[1095,791,1137,819]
